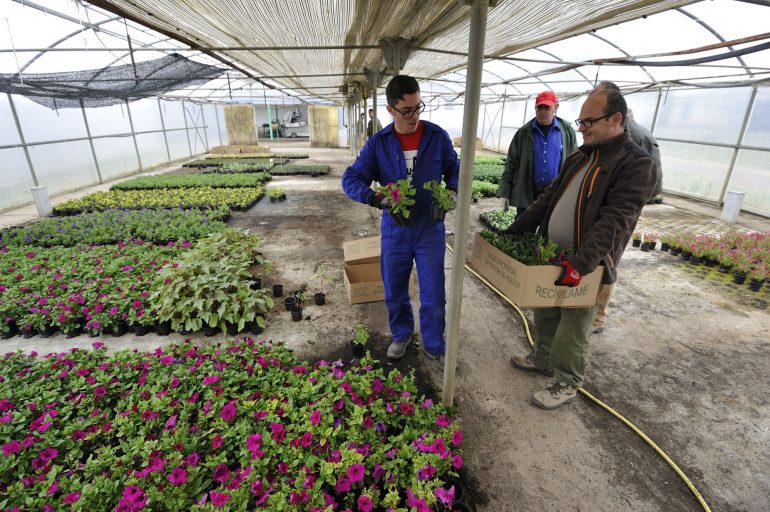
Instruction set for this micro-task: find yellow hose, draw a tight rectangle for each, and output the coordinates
[450,244,712,512]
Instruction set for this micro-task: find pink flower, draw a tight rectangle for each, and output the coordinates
[94,385,106,397]
[212,464,230,483]
[452,429,463,446]
[46,481,60,496]
[211,434,223,449]
[109,307,119,316]
[92,341,104,349]
[168,467,187,486]
[452,454,463,469]
[220,401,236,421]
[335,476,351,493]
[38,447,58,461]
[309,409,321,425]
[203,375,220,385]
[62,492,81,504]
[270,422,285,443]
[210,491,231,508]
[159,356,173,365]
[164,415,177,432]
[246,434,262,451]
[357,495,374,512]
[2,440,21,456]
[435,484,455,505]
[348,463,365,483]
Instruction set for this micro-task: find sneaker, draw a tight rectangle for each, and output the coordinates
[510,355,553,377]
[386,340,408,360]
[591,326,605,334]
[532,382,577,410]
[421,349,445,371]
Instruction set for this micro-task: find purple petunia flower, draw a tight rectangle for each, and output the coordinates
[210,491,231,508]
[220,401,236,421]
[348,463,365,483]
[357,495,374,512]
[168,467,187,486]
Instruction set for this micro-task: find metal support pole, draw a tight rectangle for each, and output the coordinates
[7,93,39,186]
[372,71,378,140]
[199,104,210,152]
[158,99,172,162]
[650,89,663,133]
[719,86,757,204]
[80,99,104,183]
[443,0,490,406]
[498,88,507,153]
[124,99,144,173]
[182,100,193,156]
[214,104,224,146]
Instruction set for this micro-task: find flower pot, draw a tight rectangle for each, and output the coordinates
[718,264,731,273]
[748,279,764,292]
[704,258,717,267]
[226,322,239,336]
[290,305,303,322]
[350,340,365,357]
[202,324,219,337]
[134,324,150,336]
[632,239,641,247]
[111,323,128,337]
[314,292,326,306]
[270,196,278,203]
[65,326,82,338]
[88,329,101,338]
[1,322,18,340]
[689,256,702,266]
[640,242,650,252]
[430,202,448,222]
[22,326,36,338]
[670,247,682,256]
[273,284,283,297]
[442,476,464,503]
[660,243,670,252]
[38,325,57,338]
[249,322,265,335]
[284,296,297,311]
[647,242,657,250]
[250,278,262,291]
[680,252,691,261]
[390,210,415,227]
[156,321,172,336]
[733,272,747,285]
[279,193,286,201]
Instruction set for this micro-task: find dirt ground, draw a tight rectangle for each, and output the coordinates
[4,141,769,512]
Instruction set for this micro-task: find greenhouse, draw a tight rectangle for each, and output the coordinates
[0,1,768,511]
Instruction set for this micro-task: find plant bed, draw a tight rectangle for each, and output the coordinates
[0,340,464,510]
[479,208,517,233]
[113,173,268,190]
[269,163,330,176]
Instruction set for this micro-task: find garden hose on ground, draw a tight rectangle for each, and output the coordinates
[447,243,712,512]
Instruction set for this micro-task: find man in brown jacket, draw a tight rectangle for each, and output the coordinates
[506,89,656,409]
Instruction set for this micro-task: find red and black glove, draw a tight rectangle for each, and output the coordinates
[554,260,582,287]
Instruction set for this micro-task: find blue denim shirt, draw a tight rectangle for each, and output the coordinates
[532,118,563,188]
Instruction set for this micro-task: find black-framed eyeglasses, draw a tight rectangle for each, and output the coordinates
[391,101,426,119]
[574,114,612,128]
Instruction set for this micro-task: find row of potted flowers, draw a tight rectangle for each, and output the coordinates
[52,186,265,216]
[632,230,769,290]
[0,340,464,510]
[0,207,229,248]
[0,231,274,338]
[112,173,270,191]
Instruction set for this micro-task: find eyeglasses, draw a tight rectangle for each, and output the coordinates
[574,114,612,129]
[391,101,426,119]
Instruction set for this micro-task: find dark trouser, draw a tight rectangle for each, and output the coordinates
[515,186,547,219]
[529,305,596,388]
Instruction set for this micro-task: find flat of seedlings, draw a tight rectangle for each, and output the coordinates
[5,140,769,512]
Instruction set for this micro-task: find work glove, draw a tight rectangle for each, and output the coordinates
[368,192,389,210]
[448,190,457,210]
[554,260,582,287]
[503,199,509,212]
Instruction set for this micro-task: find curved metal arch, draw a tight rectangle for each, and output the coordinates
[675,6,754,78]
[533,47,597,89]
[494,58,550,93]
[588,32,658,84]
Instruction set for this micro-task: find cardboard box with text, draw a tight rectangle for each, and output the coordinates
[470,233,603,308]
[343,236,385,304]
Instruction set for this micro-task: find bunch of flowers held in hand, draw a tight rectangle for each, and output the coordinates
[377,179,416,218]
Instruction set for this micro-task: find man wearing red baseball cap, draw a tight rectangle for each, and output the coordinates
[496,90,577,219]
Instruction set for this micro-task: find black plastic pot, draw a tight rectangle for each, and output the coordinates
[226,322,239,336]
[65,327,82,339]
[640,242,650,252]
[680,252,692,261]
[660,243,670,252]
[430,202,448,222]
[39,325,57,338]
[670,247,682,256]
[351,340,365,357]
[112,323,128,337]
[273,284,283,297]
[1,322,18,339]
[442,476,464,503]
[290,305,303,322]
[632,239,642,247]
[250,278,262,291]
[718,264,731,273]
[133,324,150,336]
[314,292,326,306]
[748,279,764,292]
[270,196,278,203]
[733,272,747,285]
[284,296,297,311]
[689,256,702,265]
[202,324,219,337]
[22,326,36,339]
[390,210,415,227]
[156,321,172,336]
[250,321,265,335]
[647,242,657,250]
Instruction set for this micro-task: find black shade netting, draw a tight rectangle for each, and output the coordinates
[0,53,226,109]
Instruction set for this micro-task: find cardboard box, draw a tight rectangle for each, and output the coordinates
[470,233,603,308]
[343,236,385,304]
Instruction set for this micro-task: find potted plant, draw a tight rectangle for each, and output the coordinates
[311,263,333,306]
[268,189,286,202]
[631,231,642,248]
[351,323,369,357]
[732,254,752,285]
[423,180,455,221]
[747,263,767,292]
[377,180,416,226]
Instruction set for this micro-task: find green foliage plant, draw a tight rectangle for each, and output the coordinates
[423,180,455,211]
[112,174,266,190]
[480,229,573,265]
[311,263,334,294]
[479,207,516,232]
[472,163,505,184]
[269,163,330,176]
[472,180,497,198]
[353,323,369,346]
[268,188,286,200]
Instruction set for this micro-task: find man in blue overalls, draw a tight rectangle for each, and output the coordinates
[342,75,460,369]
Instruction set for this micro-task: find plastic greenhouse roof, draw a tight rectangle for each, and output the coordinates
[1,0,768,105]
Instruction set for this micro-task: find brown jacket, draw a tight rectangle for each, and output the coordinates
[510,132,655,284]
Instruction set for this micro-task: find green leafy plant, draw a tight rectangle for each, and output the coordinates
[472,180,497,198]
[479,207,516,232]
[353,323,369,346]
[423,180,455,211]
[481,229,573,265]
[377,179,417,218]
[268,188,286,199]
[113,174,267,190]
[311,263,334,294]
[472,163,505,184]
[269,163,330,176]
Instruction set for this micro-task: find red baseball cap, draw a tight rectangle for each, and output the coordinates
[535,90,558,107]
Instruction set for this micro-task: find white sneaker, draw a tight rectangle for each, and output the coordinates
[386,341,407,360]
